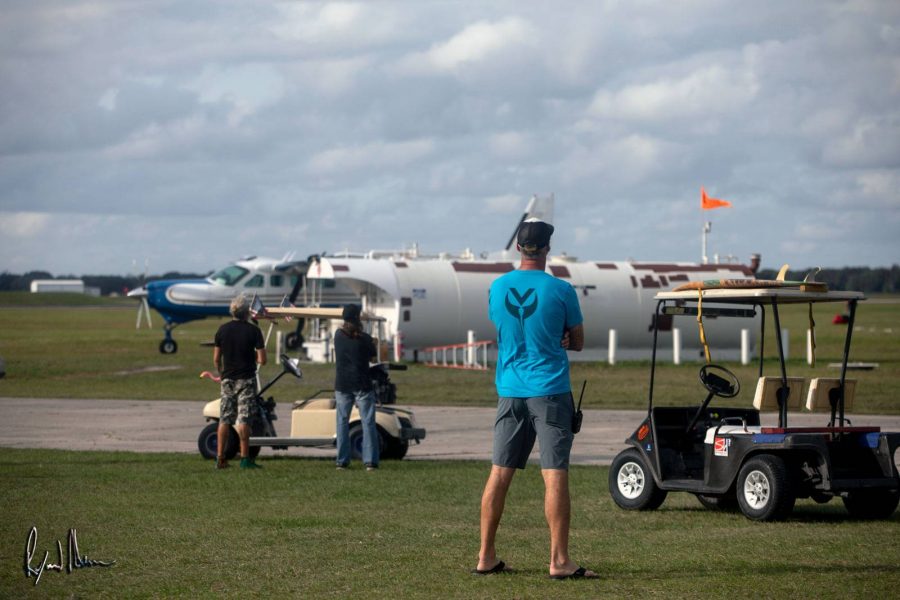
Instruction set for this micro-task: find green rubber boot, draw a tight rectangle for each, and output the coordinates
[239,457,262,469]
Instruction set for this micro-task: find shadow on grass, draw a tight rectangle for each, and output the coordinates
[663,502,900,523]
[619,559,900,580]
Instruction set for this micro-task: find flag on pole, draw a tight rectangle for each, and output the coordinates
[249,293,269,320]
[701,187,732,210]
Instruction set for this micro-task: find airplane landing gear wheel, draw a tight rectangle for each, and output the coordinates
[160,339,178,354]
[284,332,300,350]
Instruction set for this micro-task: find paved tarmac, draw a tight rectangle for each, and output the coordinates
[3,397,900,466]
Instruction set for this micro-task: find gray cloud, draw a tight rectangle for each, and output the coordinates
[1,0,898,275]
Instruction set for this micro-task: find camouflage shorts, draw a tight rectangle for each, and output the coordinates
[219,378,258,425]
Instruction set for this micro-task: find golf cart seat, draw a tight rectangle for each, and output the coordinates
[752,376,806,411]
[806,378,856,412]
[293,397,336,410]
[704,425,763,444]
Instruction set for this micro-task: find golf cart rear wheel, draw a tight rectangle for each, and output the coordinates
[842,489,900,519]
[695,493,738,511]
[198,422,239,460]
[248,419,266,459]
[736,454,795,521]
[348,423,387,461]
[609,449,667,510]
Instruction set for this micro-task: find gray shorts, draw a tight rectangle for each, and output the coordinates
[492,393,574,470]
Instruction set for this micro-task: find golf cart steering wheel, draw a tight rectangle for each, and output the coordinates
[698,364,740,399]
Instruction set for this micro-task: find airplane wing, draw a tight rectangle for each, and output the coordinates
[267,307,385,321]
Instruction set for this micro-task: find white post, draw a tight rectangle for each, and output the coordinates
[806,329,814,366]
[741,329,750,365]
[780,329,789,361]
[672,328,682,365]
[393,331,402,362]
[608,329,617,365]
[702,221,711,264]
[276,331,283,359]
[466,330,476,367]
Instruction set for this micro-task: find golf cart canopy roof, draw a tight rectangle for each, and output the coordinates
[654,288,865,305]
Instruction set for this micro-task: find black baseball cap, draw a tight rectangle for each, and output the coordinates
[342,303,361,322]
[516,218,554,252]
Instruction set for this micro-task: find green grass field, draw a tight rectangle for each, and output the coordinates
[2,450,898,599]
[2,294,899,598]
[1,292,898,413]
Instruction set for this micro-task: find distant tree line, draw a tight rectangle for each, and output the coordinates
[0,271,210,296]
[755,265,900,293]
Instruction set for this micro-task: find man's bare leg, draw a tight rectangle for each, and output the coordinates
[216,422,231,466]
[543,468,598,578]
[477,465,516,571]
[237,423,250,458]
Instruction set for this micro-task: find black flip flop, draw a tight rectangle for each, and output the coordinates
[549,566,597,580]
[472,560,512,575]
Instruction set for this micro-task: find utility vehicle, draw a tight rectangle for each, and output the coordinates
[198,354,426,461]
[609,286,900,521]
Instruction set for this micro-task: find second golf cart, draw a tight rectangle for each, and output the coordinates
[609,285,900,521]
[198,354,426,461]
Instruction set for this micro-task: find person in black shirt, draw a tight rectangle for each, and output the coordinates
[213,294,267,469]
[334,303,379,470]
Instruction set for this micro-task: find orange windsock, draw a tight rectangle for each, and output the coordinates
[701,187,732,210]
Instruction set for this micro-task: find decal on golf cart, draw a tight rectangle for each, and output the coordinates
[713,436,730,457]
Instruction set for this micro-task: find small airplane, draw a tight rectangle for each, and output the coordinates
[127,197,556,355]
[128,254,356,354]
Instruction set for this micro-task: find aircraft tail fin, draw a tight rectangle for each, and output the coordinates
[504,194,555,250]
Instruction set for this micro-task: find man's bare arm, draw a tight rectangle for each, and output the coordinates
[213,347,223,373]
[256,348,267,367]
[567,324,585,352]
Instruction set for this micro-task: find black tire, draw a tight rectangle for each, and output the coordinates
[198,422,239,460]
[696,493,739,511]
[383,436,409,460]
[284,332,300,350]
[736,454,795,521]
[247,418,268,459]
[159,339,178,354]
[609,449,667,511]
[842,489,900,519]
[348,423,386,461]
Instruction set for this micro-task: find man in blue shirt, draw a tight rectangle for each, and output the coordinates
[474,219,598,580]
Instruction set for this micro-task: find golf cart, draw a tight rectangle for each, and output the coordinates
[198,354,426,461]
[609,286,900,521]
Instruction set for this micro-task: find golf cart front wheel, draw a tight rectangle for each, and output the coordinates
[736,454,795,521]
[842,489,900,519]
[383,436,409,460]
[198,422,239,460]
[609,449,667,510]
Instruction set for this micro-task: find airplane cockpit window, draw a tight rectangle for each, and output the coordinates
[244,275,264,288]
[270,275,283,287]
[209,266,248,286]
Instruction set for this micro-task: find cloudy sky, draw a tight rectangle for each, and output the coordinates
[1,0,898,276]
